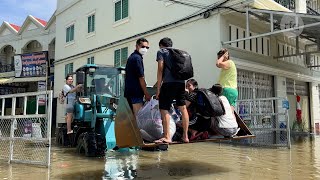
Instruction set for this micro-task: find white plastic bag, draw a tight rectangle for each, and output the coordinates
[136,99,176,142]
[137,99,162,139]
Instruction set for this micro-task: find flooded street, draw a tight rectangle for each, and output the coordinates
[1,135,320,179]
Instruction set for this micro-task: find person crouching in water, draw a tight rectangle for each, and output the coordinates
[185,79,210,140]
[210,84,239,137]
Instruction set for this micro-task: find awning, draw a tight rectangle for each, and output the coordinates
[12,76,46,83]
[0,78,14,84]
[0,77,46,84]
[251,0,291,12]
[223,7,320,51]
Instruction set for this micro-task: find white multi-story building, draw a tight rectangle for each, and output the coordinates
[54,0,320,133]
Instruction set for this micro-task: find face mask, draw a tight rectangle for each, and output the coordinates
[139,48,148,56]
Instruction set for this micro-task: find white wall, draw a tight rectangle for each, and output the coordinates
[54,0,225,60]
[54,0,320,126]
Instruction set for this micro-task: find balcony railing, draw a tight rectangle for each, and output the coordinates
[274,0,320,15]
[0,64,14,73]
[307,0,320,15]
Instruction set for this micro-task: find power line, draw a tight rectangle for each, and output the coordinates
[158,0,220,10]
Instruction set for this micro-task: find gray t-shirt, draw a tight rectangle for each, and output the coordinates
[63,84,76,104]
[156,48,184,83]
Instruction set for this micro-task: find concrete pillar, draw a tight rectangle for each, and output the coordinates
[41,43,49,51]
[310,82,320,133]
[15,48,22,54]
[295,0,307,13]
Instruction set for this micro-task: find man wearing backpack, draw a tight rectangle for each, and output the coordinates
[155,37,190,143]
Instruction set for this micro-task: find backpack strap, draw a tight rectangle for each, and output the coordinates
[162,48,173,76]
[62,89,70,104]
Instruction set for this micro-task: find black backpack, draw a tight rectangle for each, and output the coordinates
[196,88,225,117]
[165,48,194,80]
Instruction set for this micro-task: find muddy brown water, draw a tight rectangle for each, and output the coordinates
[0,135,320,179]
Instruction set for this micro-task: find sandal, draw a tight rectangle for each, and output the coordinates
[201,131,209,140]
[154,138,171,144]
[67,130,73,134]
[190,132,204,141]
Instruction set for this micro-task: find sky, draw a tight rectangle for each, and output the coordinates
[0,0,56,26]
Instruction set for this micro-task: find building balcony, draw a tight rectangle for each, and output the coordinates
[274,0,320,15]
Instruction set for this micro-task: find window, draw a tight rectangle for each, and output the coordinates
[256,38,258,53]
[267,39,270,56]
[114,47,128,67]
[249,33,252,51]
[115,0,129,22]
[261,38,264,55]
[65,63,73,77]
[88,14,95,33]
[87,56,95,64]
[236,28,239,47]
[87,57,95,64]
[229,26,231,41]
[243,31,246,49]
[66,24,74,43]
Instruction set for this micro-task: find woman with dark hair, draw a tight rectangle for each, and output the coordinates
[185,79,198,93]
[184,79,210,140]
[63,74,82,134]
[210,84,239,137]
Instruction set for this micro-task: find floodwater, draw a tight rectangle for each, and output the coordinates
[1,135,320,179]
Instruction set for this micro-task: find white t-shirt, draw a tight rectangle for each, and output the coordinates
[217,96,238,128]
[63,84,75,104]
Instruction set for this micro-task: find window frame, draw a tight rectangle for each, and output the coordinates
[87,12,95,34]
[114,0,129,22]
[87,56,95,64]
[65,63,74,77]
[114,47,128,67]
[66,23,75,44]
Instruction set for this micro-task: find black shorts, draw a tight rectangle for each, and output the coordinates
[159,82,186,110]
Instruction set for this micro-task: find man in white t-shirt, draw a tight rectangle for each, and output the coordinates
[210,84,239,137]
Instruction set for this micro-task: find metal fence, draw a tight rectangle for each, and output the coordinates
[0,91,53,166]
[236,97,291,148]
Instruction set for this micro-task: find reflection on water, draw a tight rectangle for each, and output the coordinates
[104,151,138,179]
[0,135,320,179]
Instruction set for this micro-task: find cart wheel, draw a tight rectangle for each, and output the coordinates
[76,133,85,154]
[83,132,97,157]
[96,134,106,156]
